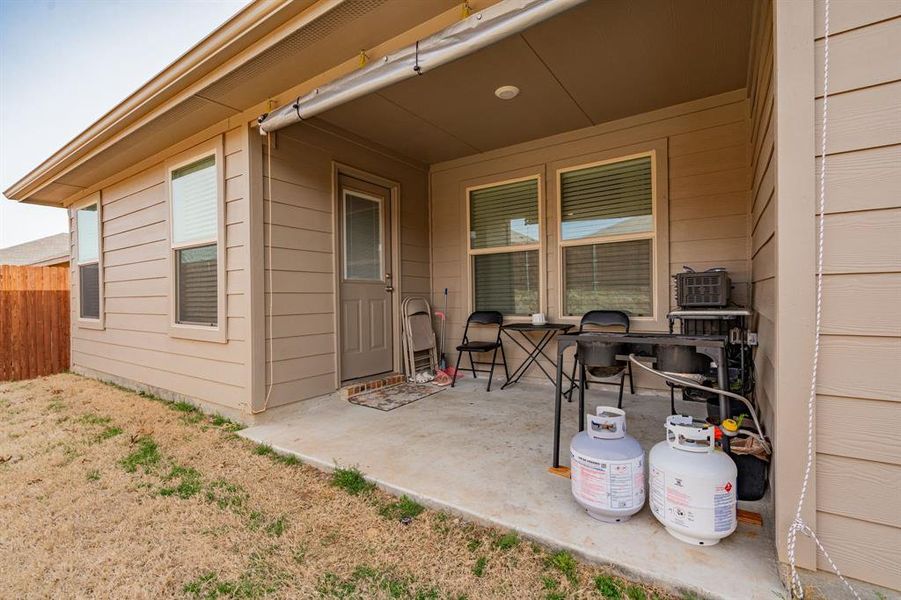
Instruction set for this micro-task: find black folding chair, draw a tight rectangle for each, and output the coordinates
[570,310,635,408]
[451,311,509,392]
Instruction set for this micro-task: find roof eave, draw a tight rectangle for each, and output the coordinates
[3,0,323,204]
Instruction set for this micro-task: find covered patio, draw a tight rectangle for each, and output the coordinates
[240,379,782,599]
[250,1,782,598]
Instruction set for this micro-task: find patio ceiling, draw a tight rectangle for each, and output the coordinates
[316,0,754,164]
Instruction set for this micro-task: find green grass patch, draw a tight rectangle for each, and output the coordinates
[546,550,578,585]
[211,414,244,431]
[595,574,623,599]
[180,412,203,425]
[379,495,424,522]
[316,572,358,598]
[272,453,302,467]
[331,466,375,496]
[472,556,488,577]
[96,426,122,441]
[248,510,266,531]
[265,515,288,537]
[120,438,160,473]
[466,539,481,552]
[86,469,101,482]
[79,413,112,426]
[253,444,274,457]
[205,479,248,512]
[159,465,203,499]
[495,531,520,550]
[171,401,198,413]
[47,400,66,412]
[182,571,272,599]
[317,565,441,600]
[624,584,647,600]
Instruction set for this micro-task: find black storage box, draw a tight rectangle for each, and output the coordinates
[675,269,731,308]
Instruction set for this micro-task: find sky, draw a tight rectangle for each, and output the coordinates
[0,0,248,249]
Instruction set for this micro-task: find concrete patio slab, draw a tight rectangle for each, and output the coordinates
[240,379,784,599]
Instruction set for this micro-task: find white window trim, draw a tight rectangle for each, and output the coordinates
[165,136,227,343]
[554,141,670,331]
[73,191,104,330]
[465,173,545,319]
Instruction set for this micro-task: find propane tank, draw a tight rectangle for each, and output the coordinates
[570,406,645,523]
[649,415,738,545]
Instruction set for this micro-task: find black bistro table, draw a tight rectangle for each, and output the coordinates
[551,332,730,468]
[500,322,574,390]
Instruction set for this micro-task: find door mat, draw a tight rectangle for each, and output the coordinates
[348,382,443,411]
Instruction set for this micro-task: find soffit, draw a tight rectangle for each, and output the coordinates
[317,0,754,164]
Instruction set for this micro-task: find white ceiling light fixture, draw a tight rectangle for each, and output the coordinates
[494,85,520,100]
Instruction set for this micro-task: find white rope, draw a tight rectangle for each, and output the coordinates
[254,131,275,414]
[786,2,860,597]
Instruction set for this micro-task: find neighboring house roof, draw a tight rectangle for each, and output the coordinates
[0,233,70,267]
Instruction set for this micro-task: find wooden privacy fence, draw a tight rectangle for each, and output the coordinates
[0,265,70,381]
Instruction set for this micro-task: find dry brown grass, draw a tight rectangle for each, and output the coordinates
[0,373,676,600]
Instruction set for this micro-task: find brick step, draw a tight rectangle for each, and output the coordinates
[339,373,405,399]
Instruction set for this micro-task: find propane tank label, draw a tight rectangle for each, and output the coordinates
[713,483,736,532]
[650,466,736,534]
[571,451,644,510]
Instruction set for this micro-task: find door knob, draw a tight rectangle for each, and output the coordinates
[385,285,395,293]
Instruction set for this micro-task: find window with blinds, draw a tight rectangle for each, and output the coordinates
[559,155,655,317]
[171,155,219,327]
[560,156,652,241]
[177,245,218,325]
[564,240,652,316]
[76,203,101,320]
[468,178,540,316]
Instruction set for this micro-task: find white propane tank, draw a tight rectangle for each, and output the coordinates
[570,406,645,523]
[649,415,738,545]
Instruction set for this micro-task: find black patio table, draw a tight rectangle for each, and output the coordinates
[500,322,574,390]
[551,331,730,468]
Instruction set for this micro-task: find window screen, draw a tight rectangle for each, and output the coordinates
[177,244,218,326]
[563,239,652,317]
[473,250,539,315]
[79,263,100,320]
[469,179,539,249]
[560,157,652,241]
[172,156,217,245]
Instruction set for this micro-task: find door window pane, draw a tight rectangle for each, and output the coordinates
[469,179,539,249]
[344,193,382,281]
[473,250,539,315]
[561,157,652,241]
[563,239,652,317]
[77,204,99,263]
[172,156,217,245]
[177,244,218,325]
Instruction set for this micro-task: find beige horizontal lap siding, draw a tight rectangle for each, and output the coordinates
[261,121,429,408]
[70,126,249,412]
[748,0,776,438]
[811,2,901,591]
[430,90,750,388]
